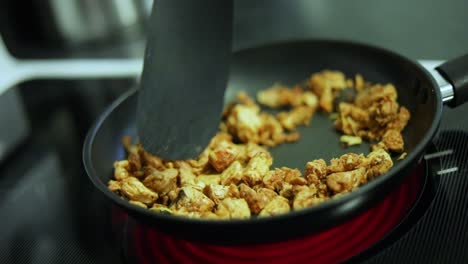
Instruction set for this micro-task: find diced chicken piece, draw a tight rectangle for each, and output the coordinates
[257,188,278,201]
[114,160,131,180]
[258,112,288,147]
[319,86,334,113]
[226,104,262,143]
[259,196,291,217]
[328,153,366,173]
[238,183,272,214]
[209,140,239,172]
[236,91,257,106]
[204,184,229,204]
[282,167,307,185]
[397,152,408,160]
[173,186,215,213]
[257,84,292,108]
[187,147,211,173]
[198,174,221,186]
[262,169,284,191]
[355,84,398,108]
[121,177,158,205]
[141,150,165,170]
[302,92,319,108]
[366,148,393,179]
[335,102,369,136]
[217,198,251,219]
[293,186,327,210]
[354,74,365,92]
[308,70,347,112]
[387,106,411,132]
[220,161,244,185]
[127,150,142,172]
[380,129,404,153]
[108,180,121,193]
[340,135,362,147]
[244,143,269,161]
[129,200,147,208]
[226,184,240,198]
[304,159,328,185]
[326,167,367,194]
[178,161,197,186]
[142,168,178,195]
[368,100,399,125]
[277,106,315,130]
[308,70,347,95]
[208,132,234,148]
[242,152,273,185]
[279,182,294,200]
[150,204,173,214]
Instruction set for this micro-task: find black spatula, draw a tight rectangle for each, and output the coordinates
[137,0,233,160]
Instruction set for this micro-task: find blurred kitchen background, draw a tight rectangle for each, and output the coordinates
[0,0,467,263]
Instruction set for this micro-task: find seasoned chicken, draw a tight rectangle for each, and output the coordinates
[209,140,238,172]
[226,104,262,143]
[282,167,307,185]
[259,196,291,217]
[335,82,409,154]
[326,167,367,194]
[114,160,131,180]
[374,129,404,153]
[366,148,393,179]
[150,204,173,214]
[178,161,198,186]
[204,184,229,204]
[262,169,285,191]
[293,186,327,210]
[110,70,408,219]
[242,152,273,185]
[198,174,221,186]
[142,168,178,195]
[120,177,158,205]
[108,180,121,193]
[238,183,273,214]
[220,161,244,185]
[217,198,251,219]
[173,186,215,213]
[308,70,347,112]
[277,106,315,130]
[257,84,304,108]
[304,159,328,186]
[129,200,147,208]
[328,153,366,173]
[256,84,318,109]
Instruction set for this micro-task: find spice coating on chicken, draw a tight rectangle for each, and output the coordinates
[108,70,408,219]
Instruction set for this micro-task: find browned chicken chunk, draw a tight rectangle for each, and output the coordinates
[120,177,158,205]
[109,70,409,219]
[173,186,215,213]
[259,196,291,217]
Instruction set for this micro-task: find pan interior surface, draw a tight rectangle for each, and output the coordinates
[225,41,438,169]
[84,40,440,243]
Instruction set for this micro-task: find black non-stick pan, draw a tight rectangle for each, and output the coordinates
[83,40,468,244]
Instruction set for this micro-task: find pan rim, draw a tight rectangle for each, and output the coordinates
[83,38,443,229]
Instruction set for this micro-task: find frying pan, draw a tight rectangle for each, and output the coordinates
[83,40,468,244]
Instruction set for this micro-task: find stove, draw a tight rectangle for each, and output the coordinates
[1,67,467,264]
[1,1,468,261]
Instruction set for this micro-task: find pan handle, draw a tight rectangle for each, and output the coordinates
[435,54,468,107]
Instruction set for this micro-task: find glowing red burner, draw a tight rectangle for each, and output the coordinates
[113,165,423,264]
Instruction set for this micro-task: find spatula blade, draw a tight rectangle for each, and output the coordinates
[137,0,233,160]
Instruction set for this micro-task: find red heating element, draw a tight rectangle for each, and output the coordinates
[112,165,422,264]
